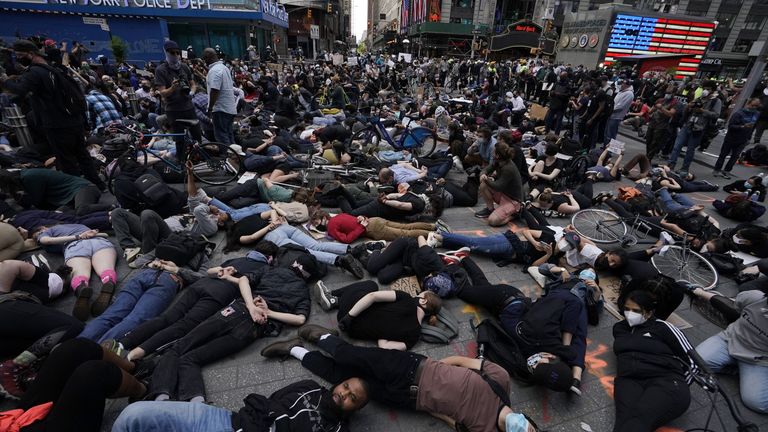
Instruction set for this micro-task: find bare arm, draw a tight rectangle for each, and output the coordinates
[266,309,307,326]
[378,339,407,351]
[439,356,483,370]
[609,153,624,178]
[382,199,413,211]
[562,331,573,346]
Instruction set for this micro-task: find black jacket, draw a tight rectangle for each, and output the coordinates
[246,267,311,329]
[232,379,349,432]
[2,64,84,129]
[613,318,697,382]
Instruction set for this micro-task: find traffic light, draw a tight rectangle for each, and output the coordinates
[327,2,332,13]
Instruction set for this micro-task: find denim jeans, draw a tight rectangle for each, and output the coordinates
[265,224,348,264]
[112,400,232,432]
[545,109,565,135]
[696,332,768,413]
[208,199,270,223]
[78,270,178,343]
[604,118,622,144]
[656,188,694,215]
[441,232,513,257]
[667,126,703,171]
[211,111,235,145]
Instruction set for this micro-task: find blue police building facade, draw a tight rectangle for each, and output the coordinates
[0,0,288,64]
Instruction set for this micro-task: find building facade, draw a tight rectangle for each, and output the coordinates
[0,0,288,65]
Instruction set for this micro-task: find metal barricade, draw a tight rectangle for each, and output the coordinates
[2,106,33,149]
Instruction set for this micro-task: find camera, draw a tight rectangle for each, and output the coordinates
[175,77,191,92]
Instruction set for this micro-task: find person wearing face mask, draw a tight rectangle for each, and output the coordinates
[726,225,768,258]
[613,290,698,432]
[0,40,105,190]
[154,40,203,163]
[723,175,766,201]
[135,79,157,104]
[713,98,763,179]
[645,86,679,160]
[667,90,721,176]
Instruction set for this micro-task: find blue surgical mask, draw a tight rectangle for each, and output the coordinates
[745,181,753,189]
[579,269,596,281]
[505,413,532,432]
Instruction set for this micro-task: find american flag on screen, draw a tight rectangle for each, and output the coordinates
[603,14,715,77]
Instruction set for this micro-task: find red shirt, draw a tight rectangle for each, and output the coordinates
[327,213,365,243]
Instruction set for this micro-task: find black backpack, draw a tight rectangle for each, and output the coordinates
[32,64,87,117]
[155,232,211,267]
[134,173,175,206]
[474,318,532,383]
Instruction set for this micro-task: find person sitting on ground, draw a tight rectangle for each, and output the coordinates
[261,327,541,432]
[689,287,768,414]
[0,168,112,216]
[612,290,699,431]
[528,143,563,199]
[723,175,765,202]
[0,338,146,432]
[314,280,441,350]
[474,142,524,226]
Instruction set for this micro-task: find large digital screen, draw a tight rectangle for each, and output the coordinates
[603,14,715,77]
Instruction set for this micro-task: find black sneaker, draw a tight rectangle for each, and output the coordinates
[569,378,582,396]
[337,254,365,279]
[72,284,92,322]
[349,243,368,259]
[365,241,386,252]
[474,208,492,218]
[313,281,339,311]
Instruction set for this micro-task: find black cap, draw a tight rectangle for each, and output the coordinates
[163,40,180,52]
[531,361,572,392]
[12,39,39,54]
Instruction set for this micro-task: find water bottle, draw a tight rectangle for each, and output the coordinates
[751,191,761,202]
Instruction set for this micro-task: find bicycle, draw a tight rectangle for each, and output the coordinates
[348,108,438,157]
[289,154,377,189]
[105,120,242,194]
[569,208,718,289]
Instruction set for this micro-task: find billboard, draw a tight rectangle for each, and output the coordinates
[603,14,714,77]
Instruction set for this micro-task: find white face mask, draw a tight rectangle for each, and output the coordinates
[557,238,572,252]
[624,310,647,327]
[733,235,749,245]
[700,245,709,253]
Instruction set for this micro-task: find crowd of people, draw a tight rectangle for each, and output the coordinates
[0,34,767,432]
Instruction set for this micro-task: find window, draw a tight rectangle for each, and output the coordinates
[379,13,386,19]
[686,1,709,16]
[732,38,755,53]
[709,37,727,51]
[744,14,767,30]
[715,11,737,28]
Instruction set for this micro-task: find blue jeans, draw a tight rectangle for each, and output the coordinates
[667,126,702,171]
[545,109,565,134]
[266,224,349,264]
[656,188,694,214]
[696,332,768,413]
[208,198,270,223]
[211,111,235,145]
[604,118,622,144]
[441,232,513,257]
[112,400,232,432]
[78,270,178,343]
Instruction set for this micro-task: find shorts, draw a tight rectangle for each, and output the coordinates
[490,191,522,223]
[64,237,115,260]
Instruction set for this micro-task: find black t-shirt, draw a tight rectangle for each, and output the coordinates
[551,194,570,210]
[585,90,607,120]
[410,245,445,280]
[345,290,422,348]
[234,214,270,242]
[316,125,351,143]
[154,62,195,113]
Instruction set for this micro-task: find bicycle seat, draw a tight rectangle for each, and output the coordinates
[174,119,200,128]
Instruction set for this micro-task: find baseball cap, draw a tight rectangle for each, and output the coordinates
[558,232,581,252]
[506,91,514,99]
[163,40,180,52]
[531,360,572,391]
[44,39,56,47]
[423,272,455,298]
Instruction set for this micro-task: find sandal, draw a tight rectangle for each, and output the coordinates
[90,281,115,317]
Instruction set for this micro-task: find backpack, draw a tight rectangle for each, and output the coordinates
[618,186,642,201]
[155,232,211,267]
[275,243,327,280]
[420,308,460,344]
[134,173,174,206]
[701,252,743,275]
[32,64,86,117]
[474,318,531,382]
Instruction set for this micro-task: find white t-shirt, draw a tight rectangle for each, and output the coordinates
[566,243,603,267]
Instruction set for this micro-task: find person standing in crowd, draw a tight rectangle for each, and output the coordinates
[604,79,635,144]
[667,93,720,175]
[0,40,105,190]
[645,85,679,160]
[713,98,762,179]
[753,87,768,144]
[154,40,203,161]
[545,72,569,135]
[203,47,237,145]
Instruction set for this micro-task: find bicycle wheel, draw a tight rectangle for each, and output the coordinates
[570,209,627,244]
[107,149,147,195]
[350,128,380,152]
[188,143,242,185]
[651,246,718,290]
[407,127,437,157]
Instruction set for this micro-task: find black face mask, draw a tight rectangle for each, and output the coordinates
[17,56,32,67]
[141,86,151,91]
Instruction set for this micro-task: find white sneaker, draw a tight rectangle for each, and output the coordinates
[427,232,441,248]
[660,232,674,246]
[123,247,141,263]
[657,246,670,256]
[452,155,464,171]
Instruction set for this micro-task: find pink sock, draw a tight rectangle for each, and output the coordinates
[70,276,89,292]
[100,269,117,284]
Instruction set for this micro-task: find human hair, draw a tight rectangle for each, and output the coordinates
[421,291,443,315]
[606,248,628,266]
[54,264,73,284]
[379,167,394,183]
[538,188,553,204]
[252,240,278,258]
[749,175,764,186]
[497,129,512,144]
[737,227,766,243]
[545,142,559,157]
[478,127,492,138]
[621,289,658,314]
[708,237,729,253]
[292,188,311,204]
[493,142,515,164]
[311,209,330,225]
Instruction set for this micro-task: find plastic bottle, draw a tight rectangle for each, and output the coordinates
[751,191,761,202]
